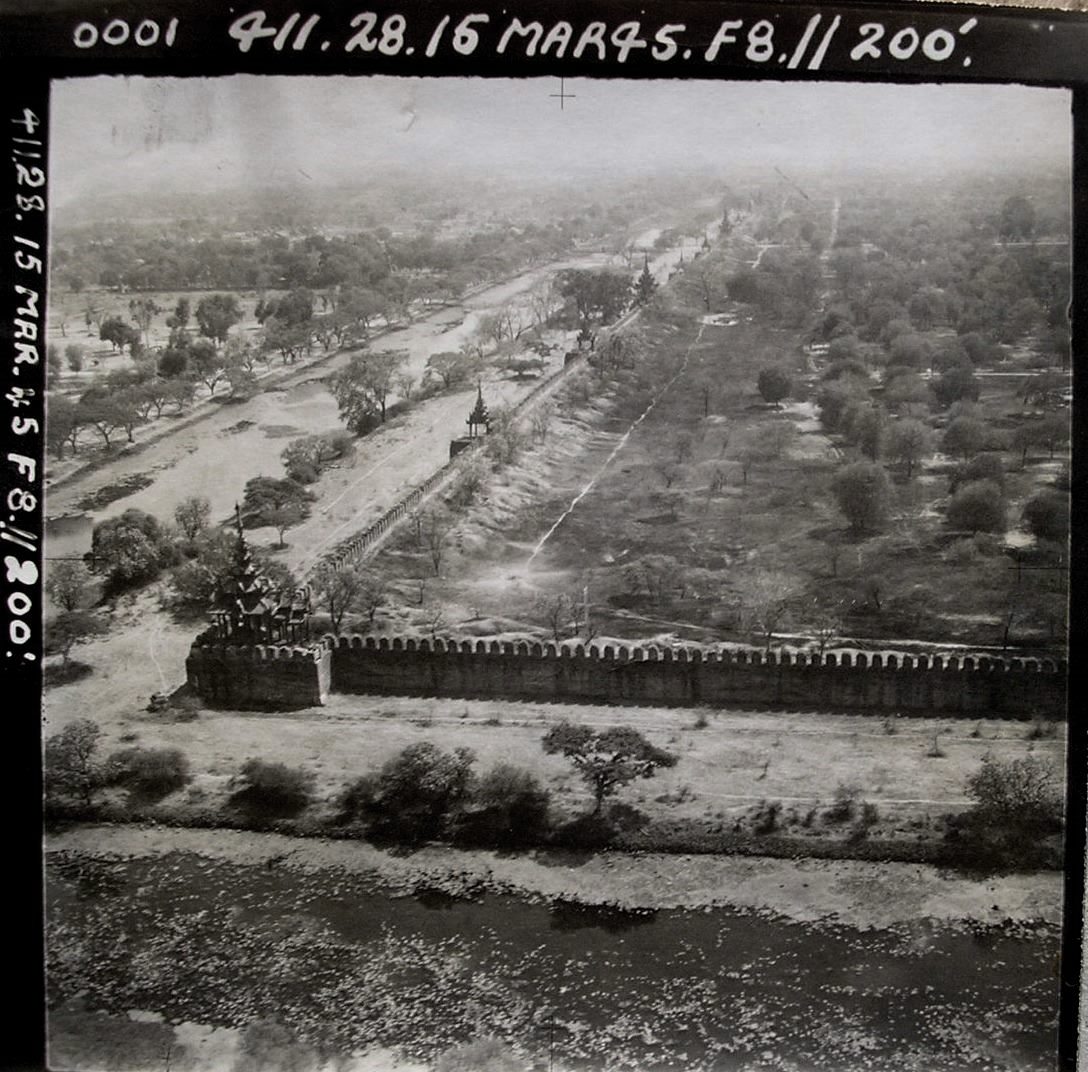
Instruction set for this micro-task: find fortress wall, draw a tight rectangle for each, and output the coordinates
[327,636,1066,718]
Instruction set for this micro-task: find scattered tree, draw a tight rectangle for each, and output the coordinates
[260,502,304,547]
[44,718,103,808]
[947,479,1006,533]
[195,294,243,344]
[45,560,91,612]
[1022,490,1069,543]
[241,476,313,526]
[312,564,369,635]
[425,349,478,390]
[831,461,891,533]
[933,366,980,408]
[330,349,407,432]
[128,297,163,346]
[91,509,176,586]
[950,452,1005,494]
[885,418,933,479]
[942,417,987,461]
[734,569,799,650]
[174,496,211,542]
[99,316,141,355]
[189,338,228,395]
[542,723,677,814]
[757,367,792,407]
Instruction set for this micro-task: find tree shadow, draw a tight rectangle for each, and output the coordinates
[548,898,659,934]
[227,786,310,821]
[43,660,94,689]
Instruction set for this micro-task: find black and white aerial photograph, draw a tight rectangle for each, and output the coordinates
[42,73,1072,1072]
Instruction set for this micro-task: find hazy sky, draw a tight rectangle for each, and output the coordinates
[51,76,1070,206]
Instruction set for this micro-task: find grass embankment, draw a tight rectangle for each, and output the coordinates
[48,822,1064,927]
[47,693,1066,871]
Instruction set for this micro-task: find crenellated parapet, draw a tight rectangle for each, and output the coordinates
[326,632,1066,675]
[325,633,1066,718]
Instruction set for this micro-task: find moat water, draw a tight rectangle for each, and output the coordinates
[47,850,1060,1071]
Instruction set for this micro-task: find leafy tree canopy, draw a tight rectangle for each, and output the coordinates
[542,722,676,814]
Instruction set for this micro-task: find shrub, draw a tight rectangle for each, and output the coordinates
[826,783,861,823]
[947,755,1065,871]
[366,742,476,843]
[1026,720,1059,741]
[281,431,355,484]
[753,800,782,835]
[105,746,191,800]
[230,759,315,817]
[453,763,552,847]
[967,755,1063,829]
[551,811,618,850]
[335,773,378,823]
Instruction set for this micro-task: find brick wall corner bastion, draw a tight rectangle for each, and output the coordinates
[186,634,332,710]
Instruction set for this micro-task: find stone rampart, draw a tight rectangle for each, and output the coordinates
[327,634,1066,718]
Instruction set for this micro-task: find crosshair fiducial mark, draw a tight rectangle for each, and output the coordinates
[549,78,576,110]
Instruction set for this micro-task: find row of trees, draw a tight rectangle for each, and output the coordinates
[53,215,594,295]
[45,718,678,847]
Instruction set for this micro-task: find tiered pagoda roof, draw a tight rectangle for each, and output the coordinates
[210,506,312,644]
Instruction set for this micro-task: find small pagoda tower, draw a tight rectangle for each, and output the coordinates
[466,384,491,439]
[209,505,313,646]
